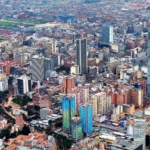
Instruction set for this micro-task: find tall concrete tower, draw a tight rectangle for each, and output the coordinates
[76,38,87,74]
[147,30,150,96]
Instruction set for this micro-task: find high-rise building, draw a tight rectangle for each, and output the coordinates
[76,38,87,74]
[92,95,98,116]
[62,95,76,133]
[44,57,54,79]
[31,55,44,82]
[147,30,150,96]
[102,24,113,43]
[133,118,146,150]
[79,104,93,135]
[92,92,111,115]
[131,88,143,107]
[62,76,75,94]
[72,86,90,113]
[44,58,54,71]
[71,117,82,142]
[17,75,31,95]
[45,39,57,54]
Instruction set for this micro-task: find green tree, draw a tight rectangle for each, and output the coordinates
[0,127,11,139]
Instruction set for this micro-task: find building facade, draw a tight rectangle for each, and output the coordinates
[79,104,93,135]
[62,95,76,133]
[133,118,146,150]
[17,75,31,95]
[71,117,82,142]
[76,38,87,74]
[102,24,113,43]
[31,55,44,82]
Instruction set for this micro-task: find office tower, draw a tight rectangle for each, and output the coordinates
[44,58,54,79]
[44,57,54,71]
[148,30,150,96]
[133,118,146,150]
[31,55,44,82]
[62,76,75,94]
[17,75,31,95]
[51,40,57,53]
[76,38,87,74]
[71,117,82,142]
[62,95,76,133]
[102,24,113,43]
[79,104,93,135]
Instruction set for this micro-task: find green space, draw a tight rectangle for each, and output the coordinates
[53,132,73,150]
[5,18,49,24]
[12,95,32,107]
[0,21,18,28]
[0,18,49,28]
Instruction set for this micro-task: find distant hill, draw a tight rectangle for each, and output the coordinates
[84,0,100,3]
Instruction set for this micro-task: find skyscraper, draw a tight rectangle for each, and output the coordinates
[76,38,87,74]
[62,95,76,133]
[44,57,54,79]
[102,24,113,43]
[31,55,44,82]
[79,104,93,135]
[92,92,111,116]
[133,118,146,150]
[71,117,82,142]
[62,76,75,94]
[147,30,150,96]
[17,75,31,95]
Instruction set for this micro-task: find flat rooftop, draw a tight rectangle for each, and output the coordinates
[111,139,142,150]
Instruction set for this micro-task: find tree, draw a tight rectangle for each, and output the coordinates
[0,106,4,115]
[21,125,30,135]
[12,96,32,107]
[48,120,53,126]
[0,127,11,139]
[55,121,62,128]
[53,132,73,150]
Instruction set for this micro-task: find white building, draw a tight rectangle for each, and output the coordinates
[71,65,79,74]
[17,75,31,95]
[0,77,8,92]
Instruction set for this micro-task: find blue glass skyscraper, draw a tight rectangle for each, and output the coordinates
[102,24,113,43]
[79,104,93,135]
[62,95,76,133]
